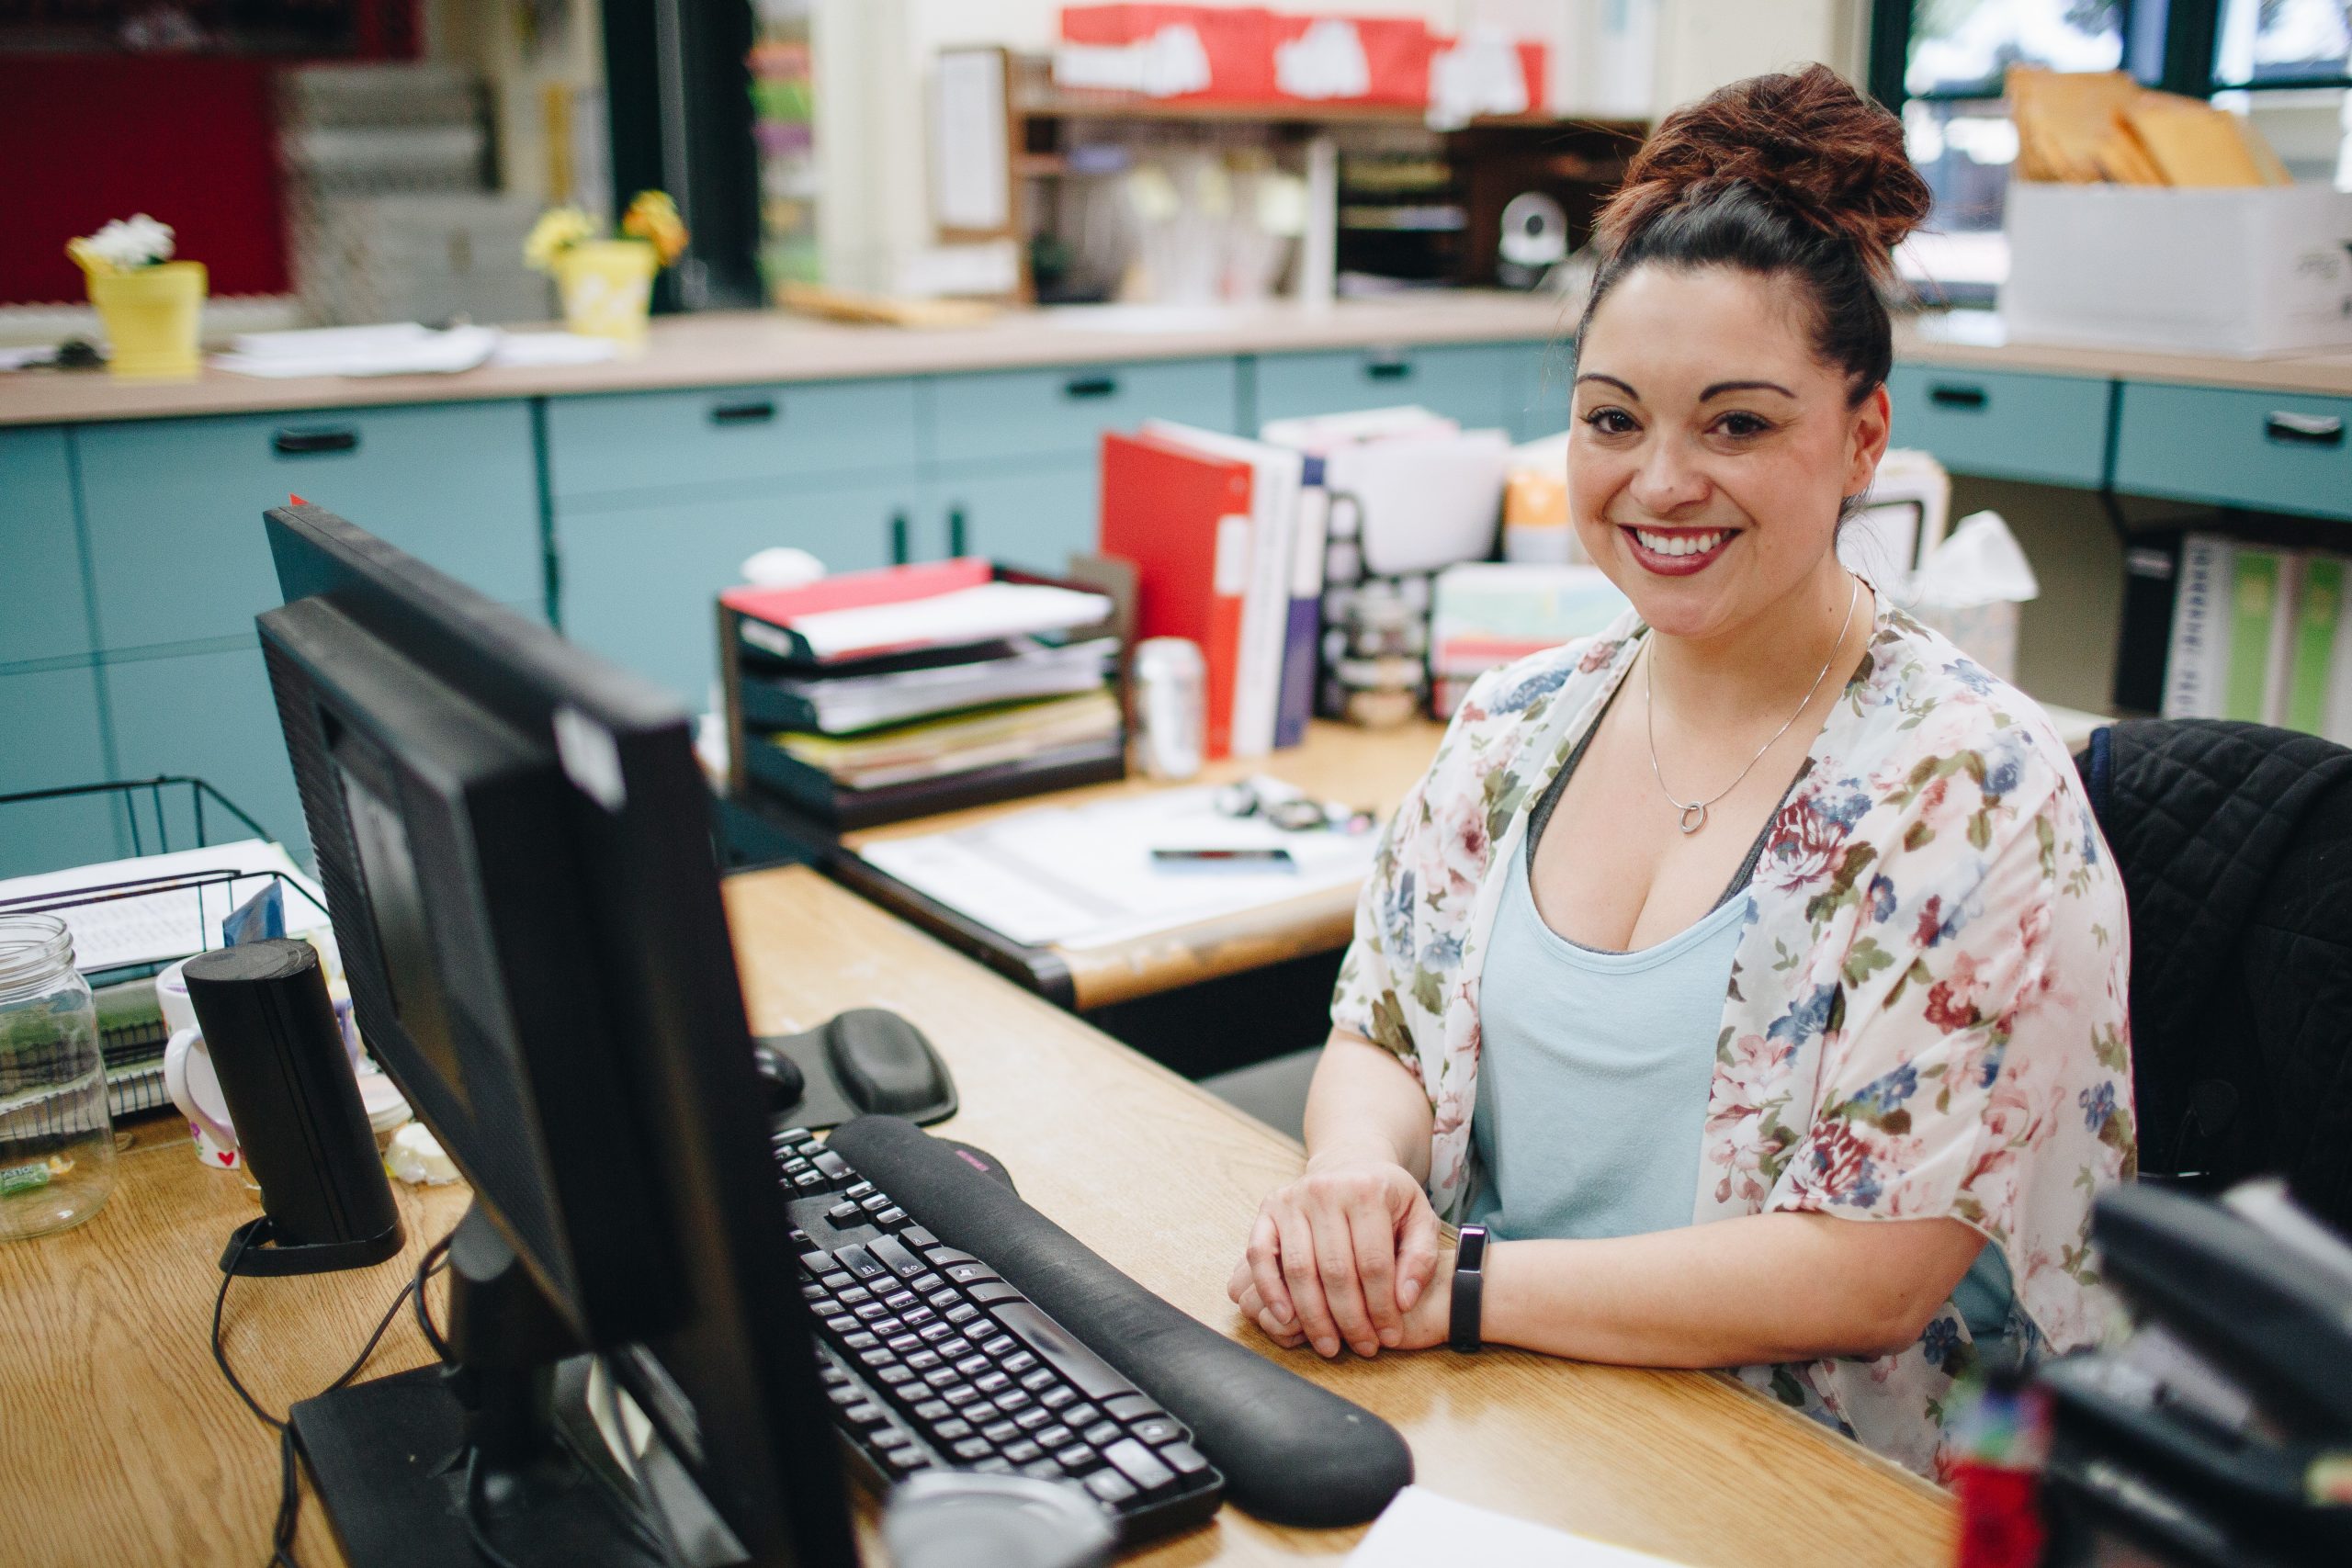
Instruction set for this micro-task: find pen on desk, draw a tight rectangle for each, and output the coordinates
[1150,846,1296,870]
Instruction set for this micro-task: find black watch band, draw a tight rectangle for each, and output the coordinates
[1449,1225,1489,1353]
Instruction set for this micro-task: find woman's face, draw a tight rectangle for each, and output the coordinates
[1567,263,1890,645]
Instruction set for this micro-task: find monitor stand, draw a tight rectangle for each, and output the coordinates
[289,1204,668,1568]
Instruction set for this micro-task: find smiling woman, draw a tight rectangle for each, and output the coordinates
[1228,65,2137,1484]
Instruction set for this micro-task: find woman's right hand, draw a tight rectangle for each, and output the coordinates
[1226,1142,1442,1359]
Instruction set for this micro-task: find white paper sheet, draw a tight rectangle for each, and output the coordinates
[933,48,1012,233]
[211,323,501,379]
[858,785,1377,950]
[786,582,1112,661]
[0,840,327,972]
[1349,1487,1692,1568]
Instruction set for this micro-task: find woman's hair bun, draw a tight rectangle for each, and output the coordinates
[1597,64,1930,281]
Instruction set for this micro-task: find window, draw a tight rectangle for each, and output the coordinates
[2214,0,2352,89]
[1871,1,2352,299]
[1904,0,2129,98]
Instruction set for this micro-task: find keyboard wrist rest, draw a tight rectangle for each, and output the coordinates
[827,1114,1414,1529]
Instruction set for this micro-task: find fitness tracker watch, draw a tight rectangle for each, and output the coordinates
[1449,1224,1489,1353]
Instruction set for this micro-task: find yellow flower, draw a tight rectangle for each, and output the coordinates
[622,190,690,267]
[524,207,595,272]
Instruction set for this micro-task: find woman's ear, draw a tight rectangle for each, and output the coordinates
[1845,382,1893,499]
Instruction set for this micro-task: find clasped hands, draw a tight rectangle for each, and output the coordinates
[1226,1143,1454,1359]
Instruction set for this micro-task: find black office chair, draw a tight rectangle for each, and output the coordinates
[2075,719,2352,1233]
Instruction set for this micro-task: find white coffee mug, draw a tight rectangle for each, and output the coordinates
[164,1027,243,1169]
[155,957,243,1170]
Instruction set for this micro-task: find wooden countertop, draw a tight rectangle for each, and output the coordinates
[1894,310,2352,397]
[0,294,1578,428]
[7,290,2350,430]
[0,864,1955,1567]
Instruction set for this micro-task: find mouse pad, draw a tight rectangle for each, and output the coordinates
[757,1027,957,1134]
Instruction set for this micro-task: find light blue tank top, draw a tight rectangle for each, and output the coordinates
[1464,718,2014,1345]
[1465,849,1740,1240]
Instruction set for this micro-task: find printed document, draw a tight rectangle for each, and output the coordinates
[858,785,1377,950]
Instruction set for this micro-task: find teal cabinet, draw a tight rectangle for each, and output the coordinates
[930,458,1097,575]
[559,479,910,704]
[2112,381,2352,522]
[105,645,308,865]
[0,665,121,878]
[927,357,1238,467]
[1253,341,1538,433]
[546,378,921,506]
[75,400,541,651]
[1885,366,2111,488]
[0,428,96,668]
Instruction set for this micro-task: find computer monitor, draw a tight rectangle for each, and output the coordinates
[258,502,854,1568]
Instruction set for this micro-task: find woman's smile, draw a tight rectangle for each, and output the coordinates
[1620,524,1739,576]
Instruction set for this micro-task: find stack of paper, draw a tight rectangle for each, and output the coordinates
[0,840,327,974]
[725,558,1126,826]
[1429,563,1629,717]
[782,581,1112,663]
[741,637,1118,736]
[210,322,619,379]
[1348,1487,1692,1568]
[859,782,1380,950]
[775,689,1123,790]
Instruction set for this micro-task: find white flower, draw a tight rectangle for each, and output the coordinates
[85,214,175,269]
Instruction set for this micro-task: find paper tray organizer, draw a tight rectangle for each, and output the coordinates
[716,558,1130,832]
[0,776,322,1122]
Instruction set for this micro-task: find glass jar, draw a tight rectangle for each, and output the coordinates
[0,914,115,1239]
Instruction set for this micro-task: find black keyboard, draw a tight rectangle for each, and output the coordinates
[773,1127,1226,1545]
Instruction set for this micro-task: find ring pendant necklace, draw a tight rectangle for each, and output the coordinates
[1645,574,1860,836]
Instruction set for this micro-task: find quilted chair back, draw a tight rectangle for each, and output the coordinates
[2075,719,2352,1235]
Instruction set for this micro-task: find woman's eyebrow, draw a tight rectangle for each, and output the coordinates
[1701,379,1797,400]
[1573,373,1638,398]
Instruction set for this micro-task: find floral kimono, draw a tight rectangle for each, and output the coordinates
[1331,602,2136,1478]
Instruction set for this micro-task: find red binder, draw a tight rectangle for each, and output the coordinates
[1098,431,1254,760]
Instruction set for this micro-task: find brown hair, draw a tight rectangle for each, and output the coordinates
[1578,65,1932,404]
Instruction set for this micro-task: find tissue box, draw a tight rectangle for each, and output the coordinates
[1901,509,2039,685]
[2002,182,2352,356]
[1912,602,2020,685]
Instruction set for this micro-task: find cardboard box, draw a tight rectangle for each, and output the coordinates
[2001,181,2352,356]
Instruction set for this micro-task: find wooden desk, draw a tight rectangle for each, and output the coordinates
[821,718,1446,1010]
[1,865,1953,1567]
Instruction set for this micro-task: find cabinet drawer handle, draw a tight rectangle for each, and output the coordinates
[1928,384,1988,411]
[2266,412,2344,448]
[709,399,777,425]
[1062,376,1118,400]
[1365,358,1413,381]
[273,426,359,456]
[890,511,910,567]
[947,506,969,558]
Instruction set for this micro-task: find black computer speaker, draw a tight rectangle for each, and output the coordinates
[185,939,404,1276]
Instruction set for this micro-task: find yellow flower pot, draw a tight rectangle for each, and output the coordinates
[89,260,207,380]
[555,240,659,352]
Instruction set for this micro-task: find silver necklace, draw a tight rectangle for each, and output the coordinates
[1644,575,1860,836]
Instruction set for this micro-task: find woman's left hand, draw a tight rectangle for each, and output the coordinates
[1230,1247,1454,1356]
